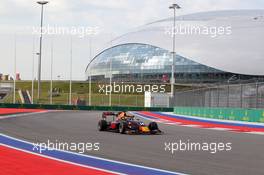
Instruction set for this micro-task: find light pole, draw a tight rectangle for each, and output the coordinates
[37,1,48,101]
[88,37,92,106]
[32,37,35,104]
[89,70,91,106]
[169,3,181,98]
[109,57,112,106]
[69,37,73,105]
[109,34,114,106]
[13,35,17,104]
[50,39,54,104]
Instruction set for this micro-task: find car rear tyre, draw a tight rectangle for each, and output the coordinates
[98,120,107,131]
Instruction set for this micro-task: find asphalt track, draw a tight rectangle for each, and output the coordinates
[0,110,264,175]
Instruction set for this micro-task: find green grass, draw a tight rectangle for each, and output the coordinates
[2,80,188,106]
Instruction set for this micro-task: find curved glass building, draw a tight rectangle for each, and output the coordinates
[86,10,264,83]
[86,43,229,83]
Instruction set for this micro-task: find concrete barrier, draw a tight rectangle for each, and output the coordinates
[174,107,264,123]
[0,103,173,112]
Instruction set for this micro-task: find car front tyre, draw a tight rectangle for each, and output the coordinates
[148,122,159,134]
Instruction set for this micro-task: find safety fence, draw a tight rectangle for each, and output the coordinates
[174,107,264,123]
[173,82,264,109]
[0,81,151,106]
[0,103,173,112]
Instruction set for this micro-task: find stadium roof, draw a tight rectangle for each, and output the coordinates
[90,10,264,76]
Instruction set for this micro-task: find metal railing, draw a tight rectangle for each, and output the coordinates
[0,81,145,107]
[173,82,264,109]
[2,80,264,109]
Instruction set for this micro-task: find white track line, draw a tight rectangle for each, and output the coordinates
[245,132,264,135]
[0,111,48,120]
[180,124,201,128]
[163,112,264,127]
[132,112,264,136]
[0,134,186,175]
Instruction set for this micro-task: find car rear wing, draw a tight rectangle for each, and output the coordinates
[102,112,117,118]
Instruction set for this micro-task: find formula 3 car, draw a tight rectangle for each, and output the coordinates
[98,111,162,134]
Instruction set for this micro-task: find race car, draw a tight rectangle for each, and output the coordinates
[98,111,162,134]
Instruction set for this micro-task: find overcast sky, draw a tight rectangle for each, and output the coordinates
[0,0,264,80]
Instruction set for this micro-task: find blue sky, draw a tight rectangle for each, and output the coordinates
[0,0,264,80]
